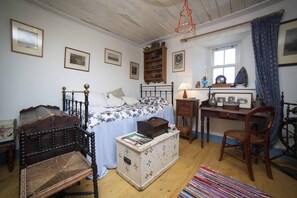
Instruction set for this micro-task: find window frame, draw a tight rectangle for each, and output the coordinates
[209,43,240,84]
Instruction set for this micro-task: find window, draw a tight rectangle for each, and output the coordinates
[211,45,238,84]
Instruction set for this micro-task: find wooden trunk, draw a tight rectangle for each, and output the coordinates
[116,129,179,190]
[137,117,169,138]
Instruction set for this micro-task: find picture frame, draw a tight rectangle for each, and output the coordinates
[64,47,90,72]
[278,18,297,67]
[10,19,44,57]
[130,62,139,80]
[104,48,122,66]
[172,50,185,72]
[215,92,253,109]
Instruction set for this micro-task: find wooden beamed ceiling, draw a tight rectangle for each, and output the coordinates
[25,0,281,45]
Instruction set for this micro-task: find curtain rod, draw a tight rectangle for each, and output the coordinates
[180,9,284,43]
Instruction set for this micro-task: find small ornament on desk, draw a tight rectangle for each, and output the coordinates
[195,81,200,88]
[208,92,217,107]
[253,95,265,107]
[201,76,208,88]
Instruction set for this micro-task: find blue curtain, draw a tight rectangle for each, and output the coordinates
[251,11,283,144]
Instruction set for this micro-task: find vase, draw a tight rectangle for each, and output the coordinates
[254,95,265,107]
[208,93,217,107]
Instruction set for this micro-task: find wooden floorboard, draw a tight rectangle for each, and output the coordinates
[1,138,297,198]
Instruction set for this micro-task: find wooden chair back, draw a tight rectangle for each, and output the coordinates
[244,106,275,144]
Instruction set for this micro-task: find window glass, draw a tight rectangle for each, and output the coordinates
[214,51,224,66]
[213,68,223,82]
[224,67,235,83]
[211,45,238,84]
[225,48,235,64]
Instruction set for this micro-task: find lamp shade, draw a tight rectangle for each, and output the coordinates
[178,83,190,90]
[178,83,190,98]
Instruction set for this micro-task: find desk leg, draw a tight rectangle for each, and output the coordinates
[207,117,210,143]
[195,111,198,140]
[189,118,193,143]
[7,145,14,172]
[294,122,297,157]
[200,116,205,148]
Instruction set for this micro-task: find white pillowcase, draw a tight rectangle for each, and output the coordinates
[122,96,139,105]
[74,92,107,106]
[106,93,125,107]
[107,88,125,98]
[89,92,107,106]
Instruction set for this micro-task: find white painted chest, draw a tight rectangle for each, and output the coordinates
[116,129,179,190]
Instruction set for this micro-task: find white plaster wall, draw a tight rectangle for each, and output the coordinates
[0,0,142,121]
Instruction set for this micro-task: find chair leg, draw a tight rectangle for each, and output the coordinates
[242,145,245,160]
[254,145,260,165]
[264,144,273,180]
[93,170,99,198]
[244,142,255,181]
[219,135,226,161]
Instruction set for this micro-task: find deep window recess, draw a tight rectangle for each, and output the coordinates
[211,45,238,84]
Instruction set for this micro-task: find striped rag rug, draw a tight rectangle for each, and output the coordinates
[178,166,270,198]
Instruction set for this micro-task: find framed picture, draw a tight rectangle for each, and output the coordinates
[10,19,44,57]
[104,48,122,66]
[64,47,90,72]
[215,92,253,109]
[172,50,185,72]
[130,62,139,80]
[278,18,297,66]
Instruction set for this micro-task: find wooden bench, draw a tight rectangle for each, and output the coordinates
[19,125,98,198]
[17,105,98,198]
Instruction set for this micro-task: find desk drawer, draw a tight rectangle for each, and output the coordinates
[178,107,191,116]
[176,101,192,108]
[219,112,237,119]
[176,100,198,117]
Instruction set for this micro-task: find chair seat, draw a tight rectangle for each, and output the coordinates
[20,151,92,198]
[224,130,265,144]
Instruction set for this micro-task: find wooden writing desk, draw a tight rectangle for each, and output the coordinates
[200,106,264,148]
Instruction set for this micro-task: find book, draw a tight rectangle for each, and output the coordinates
[122,133,152,147]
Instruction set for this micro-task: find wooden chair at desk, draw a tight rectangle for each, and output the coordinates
[218,106,275,181]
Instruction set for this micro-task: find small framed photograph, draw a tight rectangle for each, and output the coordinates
[64,47,90,72]
[172,50,185,72]
[278,18,297,67]
[130,62,139,80]
[10,19,44,57]
[215,92,253,109]
[104,48,122,66]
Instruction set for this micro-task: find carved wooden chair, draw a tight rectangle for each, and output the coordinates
[19,126,98,198]
[219,106,275,181]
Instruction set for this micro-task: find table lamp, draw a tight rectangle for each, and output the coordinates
[178,83,190,98]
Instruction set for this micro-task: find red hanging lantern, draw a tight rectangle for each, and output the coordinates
[175,0,196,33]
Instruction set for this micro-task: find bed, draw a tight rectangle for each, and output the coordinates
[62,83,175,179]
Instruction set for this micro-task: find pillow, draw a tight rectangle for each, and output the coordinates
[89,92,107,106]
[107,88,125,98]
[122,96,140,105]
[140,96,169,106]
[106,93,125,107]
